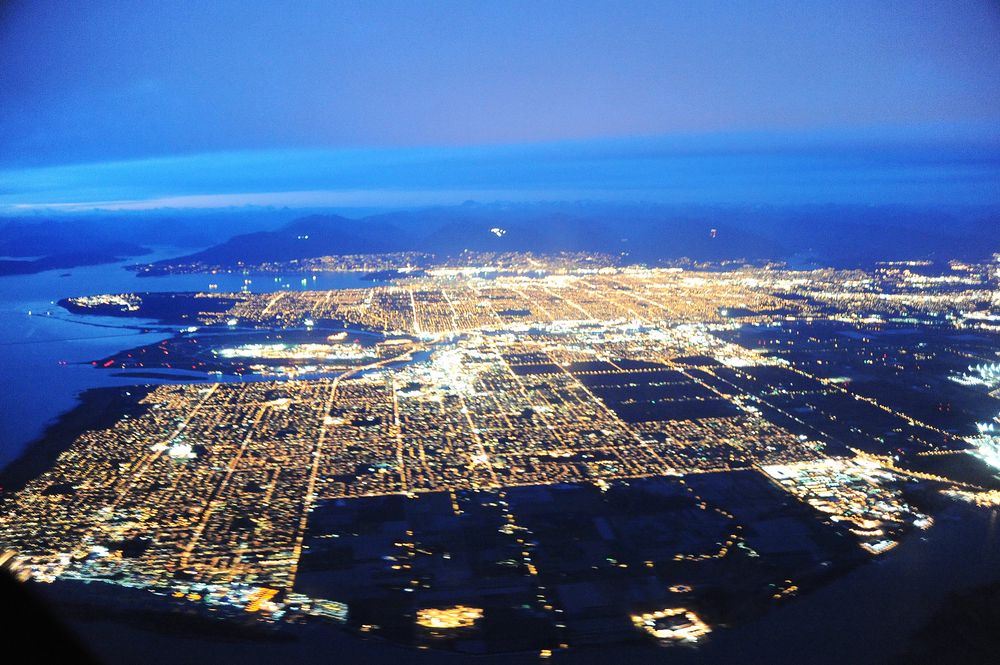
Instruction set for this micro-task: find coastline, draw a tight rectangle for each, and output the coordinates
[0,385,153,494]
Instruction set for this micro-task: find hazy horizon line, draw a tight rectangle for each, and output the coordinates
[3,124,999,213]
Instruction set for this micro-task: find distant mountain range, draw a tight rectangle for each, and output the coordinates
[1,203,996,277]
[0,210,292,276]
[137,203,1000,270]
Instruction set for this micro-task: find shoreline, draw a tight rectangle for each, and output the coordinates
[0,385,153,494]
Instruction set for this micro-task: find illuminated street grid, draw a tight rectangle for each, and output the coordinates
[114,260,998,332]
[4,257,999,650]
[0,325,827,591]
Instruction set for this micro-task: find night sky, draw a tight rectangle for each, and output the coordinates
[1,1,999,210]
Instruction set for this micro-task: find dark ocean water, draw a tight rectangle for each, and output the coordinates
[0,249,378,469]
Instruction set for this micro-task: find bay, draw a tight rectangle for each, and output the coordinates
[0,248,380,469]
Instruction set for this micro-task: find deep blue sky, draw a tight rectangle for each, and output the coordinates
[1,1,999,210]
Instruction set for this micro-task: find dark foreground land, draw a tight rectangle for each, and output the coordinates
[13,501,997,665]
